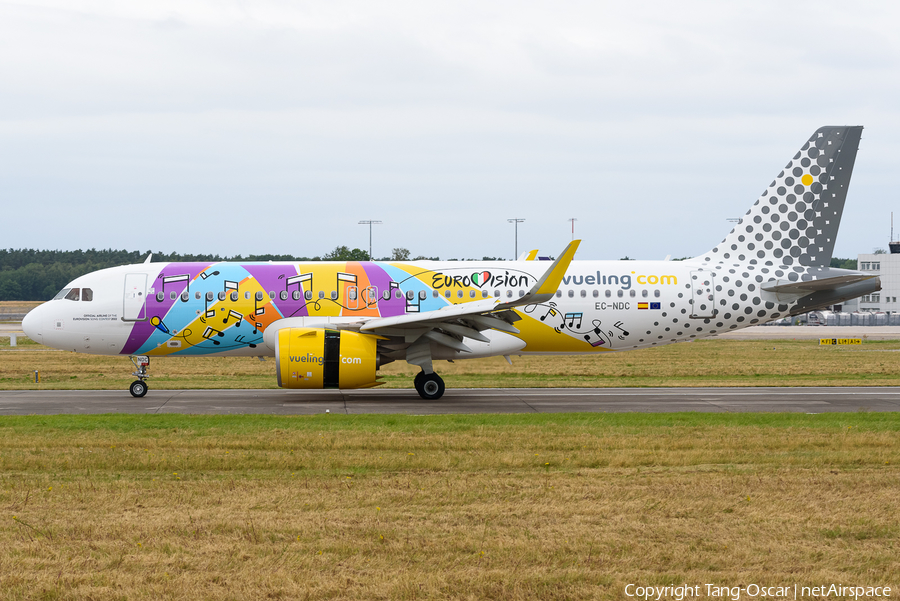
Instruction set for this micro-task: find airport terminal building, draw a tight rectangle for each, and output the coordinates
[841,246,900,314]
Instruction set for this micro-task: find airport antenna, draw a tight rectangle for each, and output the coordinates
[358,220,382,260]
[508,218,525,259]
[568,218,577,241]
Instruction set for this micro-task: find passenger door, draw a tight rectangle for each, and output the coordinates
[123,274,147,321]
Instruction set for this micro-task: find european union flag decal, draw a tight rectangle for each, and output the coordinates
[650,302,661,310]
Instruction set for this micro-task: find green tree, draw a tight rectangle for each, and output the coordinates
[323,246,370,261]
[830,257,858,269]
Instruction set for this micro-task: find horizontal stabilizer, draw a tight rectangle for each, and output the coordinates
[762,274,877,294]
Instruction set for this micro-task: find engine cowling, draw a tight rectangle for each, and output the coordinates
[275,328,381,390]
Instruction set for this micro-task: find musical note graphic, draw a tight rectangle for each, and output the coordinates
[199,270,220,280]
[541,303,558,321]
[223,310,243,326]
[287,273,311,288]
[235,334,258,349]
[252,291,266,316]
[583,320,609,348]
[161,274,190,292]
[613,321,629,340]
[564,312,583,329]
[149,316,169,334]
[202,326,225,345]
[224,280,238,292]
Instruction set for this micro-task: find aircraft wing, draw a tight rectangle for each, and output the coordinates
[357,240,580,352]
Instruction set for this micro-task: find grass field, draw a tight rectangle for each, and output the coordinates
[0,413,897,600]
[3,337,900,390]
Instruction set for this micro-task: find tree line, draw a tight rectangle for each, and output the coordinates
[0,246,450,301]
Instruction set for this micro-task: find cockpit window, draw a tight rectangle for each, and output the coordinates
[64,288,80,301]
[53,288,71,300]
[82,288,93,302]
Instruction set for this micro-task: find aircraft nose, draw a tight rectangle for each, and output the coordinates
[22,306,43,343]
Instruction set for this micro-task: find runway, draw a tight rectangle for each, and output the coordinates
[1,387,899,415]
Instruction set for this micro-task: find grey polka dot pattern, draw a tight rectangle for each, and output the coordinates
[706,126,863,268]
[628,127,865,349]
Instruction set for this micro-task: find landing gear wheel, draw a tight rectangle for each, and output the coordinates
[414,371,426,390]
[129,380,148,398]
[416,373,445,400]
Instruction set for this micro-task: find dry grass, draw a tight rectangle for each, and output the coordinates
[0,413,898,600]
[0,301,41,316]
[3,338,900,390]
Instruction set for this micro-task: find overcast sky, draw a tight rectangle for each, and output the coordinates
[2,0,898,261]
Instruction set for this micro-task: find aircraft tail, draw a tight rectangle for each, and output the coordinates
[698,126,863,268]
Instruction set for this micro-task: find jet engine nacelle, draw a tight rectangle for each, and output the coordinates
[275,328,381,390]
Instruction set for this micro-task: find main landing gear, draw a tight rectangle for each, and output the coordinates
[129,355,150,398]
[414,371,445,400]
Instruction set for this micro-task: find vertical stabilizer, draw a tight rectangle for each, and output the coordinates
[699,126,863,268]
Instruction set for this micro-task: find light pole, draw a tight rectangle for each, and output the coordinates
[568,218,577,241]
[358,220,382,260]
[508,218,525,259]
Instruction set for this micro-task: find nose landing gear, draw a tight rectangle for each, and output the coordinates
[129,355,150,398]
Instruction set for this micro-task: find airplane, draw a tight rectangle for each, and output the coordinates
[22,126,880,400]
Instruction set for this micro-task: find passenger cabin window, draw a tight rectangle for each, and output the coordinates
[245,292,251,300]
[82,288,93,302]
[181,292,189,302]
[269,291,276,300]
[469,290,476,298]
[206,292,214,301]
[592,290,598,298]
[445,290,451,298]
[305,291,313,301]
[383,290,391,301]
[319,291,325,299]
[654,289,661,298]
[330,291,338,300]
[580,290,586,298]
[231,292,238,301]
[494,290,500,297]
[642,289,648,298]
[457,290,463,298]
[568,290,574,298]
[218,292,226,301]
[280,291,288,301]
[629,290,636,297]
[157,292,165,302]
[406,290,414,301]
[195,292,202,300]
[292,291,301,301]
[255,291,264,301]
[617,290,623,298]
[432,290,439,298]
[605,290,611,298]
[482,290,489,298]
[419,290,427,301]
